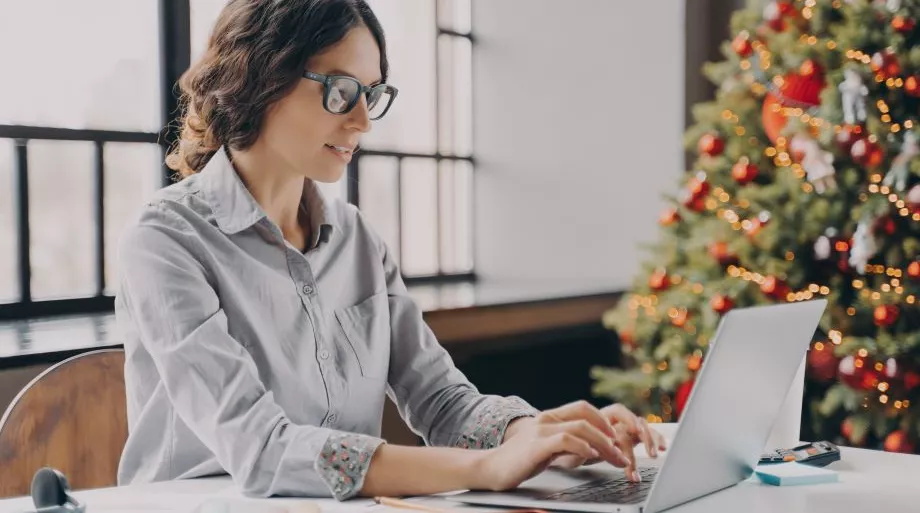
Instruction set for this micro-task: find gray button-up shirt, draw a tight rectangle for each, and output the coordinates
[114,147,538,500]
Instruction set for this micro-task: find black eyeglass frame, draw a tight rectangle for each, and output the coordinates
[303,70,399,120]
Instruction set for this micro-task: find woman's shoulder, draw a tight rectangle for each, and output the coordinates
[119,175,217,252]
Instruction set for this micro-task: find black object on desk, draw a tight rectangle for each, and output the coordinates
[27,467,85,513]
[759,441,841,467]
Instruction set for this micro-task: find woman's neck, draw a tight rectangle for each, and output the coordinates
[226,144,308,243]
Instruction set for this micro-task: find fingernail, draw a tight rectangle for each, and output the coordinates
[590,449,600,459]
[632,470,641,482]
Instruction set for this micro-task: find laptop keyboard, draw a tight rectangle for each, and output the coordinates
[541,468,659,505]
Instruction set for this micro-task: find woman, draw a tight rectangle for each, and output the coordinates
[115,0,665,501]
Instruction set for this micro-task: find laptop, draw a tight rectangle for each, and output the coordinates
[448,299,827,513]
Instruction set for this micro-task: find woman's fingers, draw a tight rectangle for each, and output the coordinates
[613,425,640,481]
[636,418,657,458]
[543,420,629,467]
[539,400,616,439]
[541,432,599,463]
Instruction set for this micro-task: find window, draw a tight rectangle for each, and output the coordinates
[1,0,474,320]
[0,0,165,320]
[356,0,475,281]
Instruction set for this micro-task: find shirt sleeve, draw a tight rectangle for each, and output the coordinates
[118,204,383,500]
[354,210,540,450]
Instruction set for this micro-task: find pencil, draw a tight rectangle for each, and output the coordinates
[373,496,548,513]
[373,496,454,513]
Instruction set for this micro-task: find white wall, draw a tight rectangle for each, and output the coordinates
[473,0,685,287]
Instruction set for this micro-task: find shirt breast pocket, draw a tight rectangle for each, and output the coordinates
[334,292,390,379]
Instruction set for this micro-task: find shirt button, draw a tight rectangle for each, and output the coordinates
[302,284,314,295]
[326,414,337,425]
[320,349,330,360]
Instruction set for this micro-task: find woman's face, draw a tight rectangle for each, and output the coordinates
[258,25,381,183]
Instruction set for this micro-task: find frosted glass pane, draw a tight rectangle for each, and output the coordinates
[0,141,16,303]
[437,0,471,34]
[190,0,230,63]
[28,141,96,300]
[357,157,400,263]
[0,0,160,131]
[438,35,473,156]
[439,160,473,273]
[104,143,163,296]
[401,159,438,276]
[364,0,437,153]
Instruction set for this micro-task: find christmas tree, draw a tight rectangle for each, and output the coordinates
[593,0,920,454]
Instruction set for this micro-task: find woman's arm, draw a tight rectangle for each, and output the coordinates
[352,209,537,451]
[118,206,388,500]
[360,402,631,497]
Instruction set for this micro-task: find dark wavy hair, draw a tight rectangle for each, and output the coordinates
[166,0,388,178]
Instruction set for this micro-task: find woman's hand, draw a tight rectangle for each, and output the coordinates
[471,401,630,492]
[503,401,668,482]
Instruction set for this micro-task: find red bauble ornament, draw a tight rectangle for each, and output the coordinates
[688,174,711,198]
[745,211,772,238]
[764,1,796,31]
[835,124,864,154]
[850,138,884,167]
[732,32,753,57]
[683,195,706,213]
[884,430,915,454]
[732,159,759,184]
[675,379,695,419]
[760,276,790,300]
[698,133,725,157]
[838,355,875,390]
[907,261,920,279]
[905,76,920,97]
[892,15,916,33]
[649,269,671,291]
[807,344,840,383]
[874,304,899,327]
[659,208,681,226]
[761,93,787,144]
[711,294,735,314]
[871,49,901,80]
[680,173,711,213]
[708,241,738,266]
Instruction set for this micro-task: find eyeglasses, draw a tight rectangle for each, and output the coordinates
[303,71,398,120]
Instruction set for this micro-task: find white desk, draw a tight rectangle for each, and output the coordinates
[3,424,919,513]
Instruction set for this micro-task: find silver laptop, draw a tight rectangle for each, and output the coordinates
[448,299,827,513]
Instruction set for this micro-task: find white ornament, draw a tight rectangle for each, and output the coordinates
[839,69,868,125]
[849,219,879,274]
[907,184,920,210]
[883,131,918,192]
[814,228,839,261]
[790,134,837,193]
[888,0,902,12]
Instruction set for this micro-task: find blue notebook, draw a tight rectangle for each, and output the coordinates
[754,461,839,486]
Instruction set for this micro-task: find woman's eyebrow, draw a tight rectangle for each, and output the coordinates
[325,68,383,85]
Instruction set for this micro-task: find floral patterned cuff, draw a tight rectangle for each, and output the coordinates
[454,396,540,450]
[315,432,386,500]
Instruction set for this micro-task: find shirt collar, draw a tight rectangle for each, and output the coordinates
[199,146,337,243]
